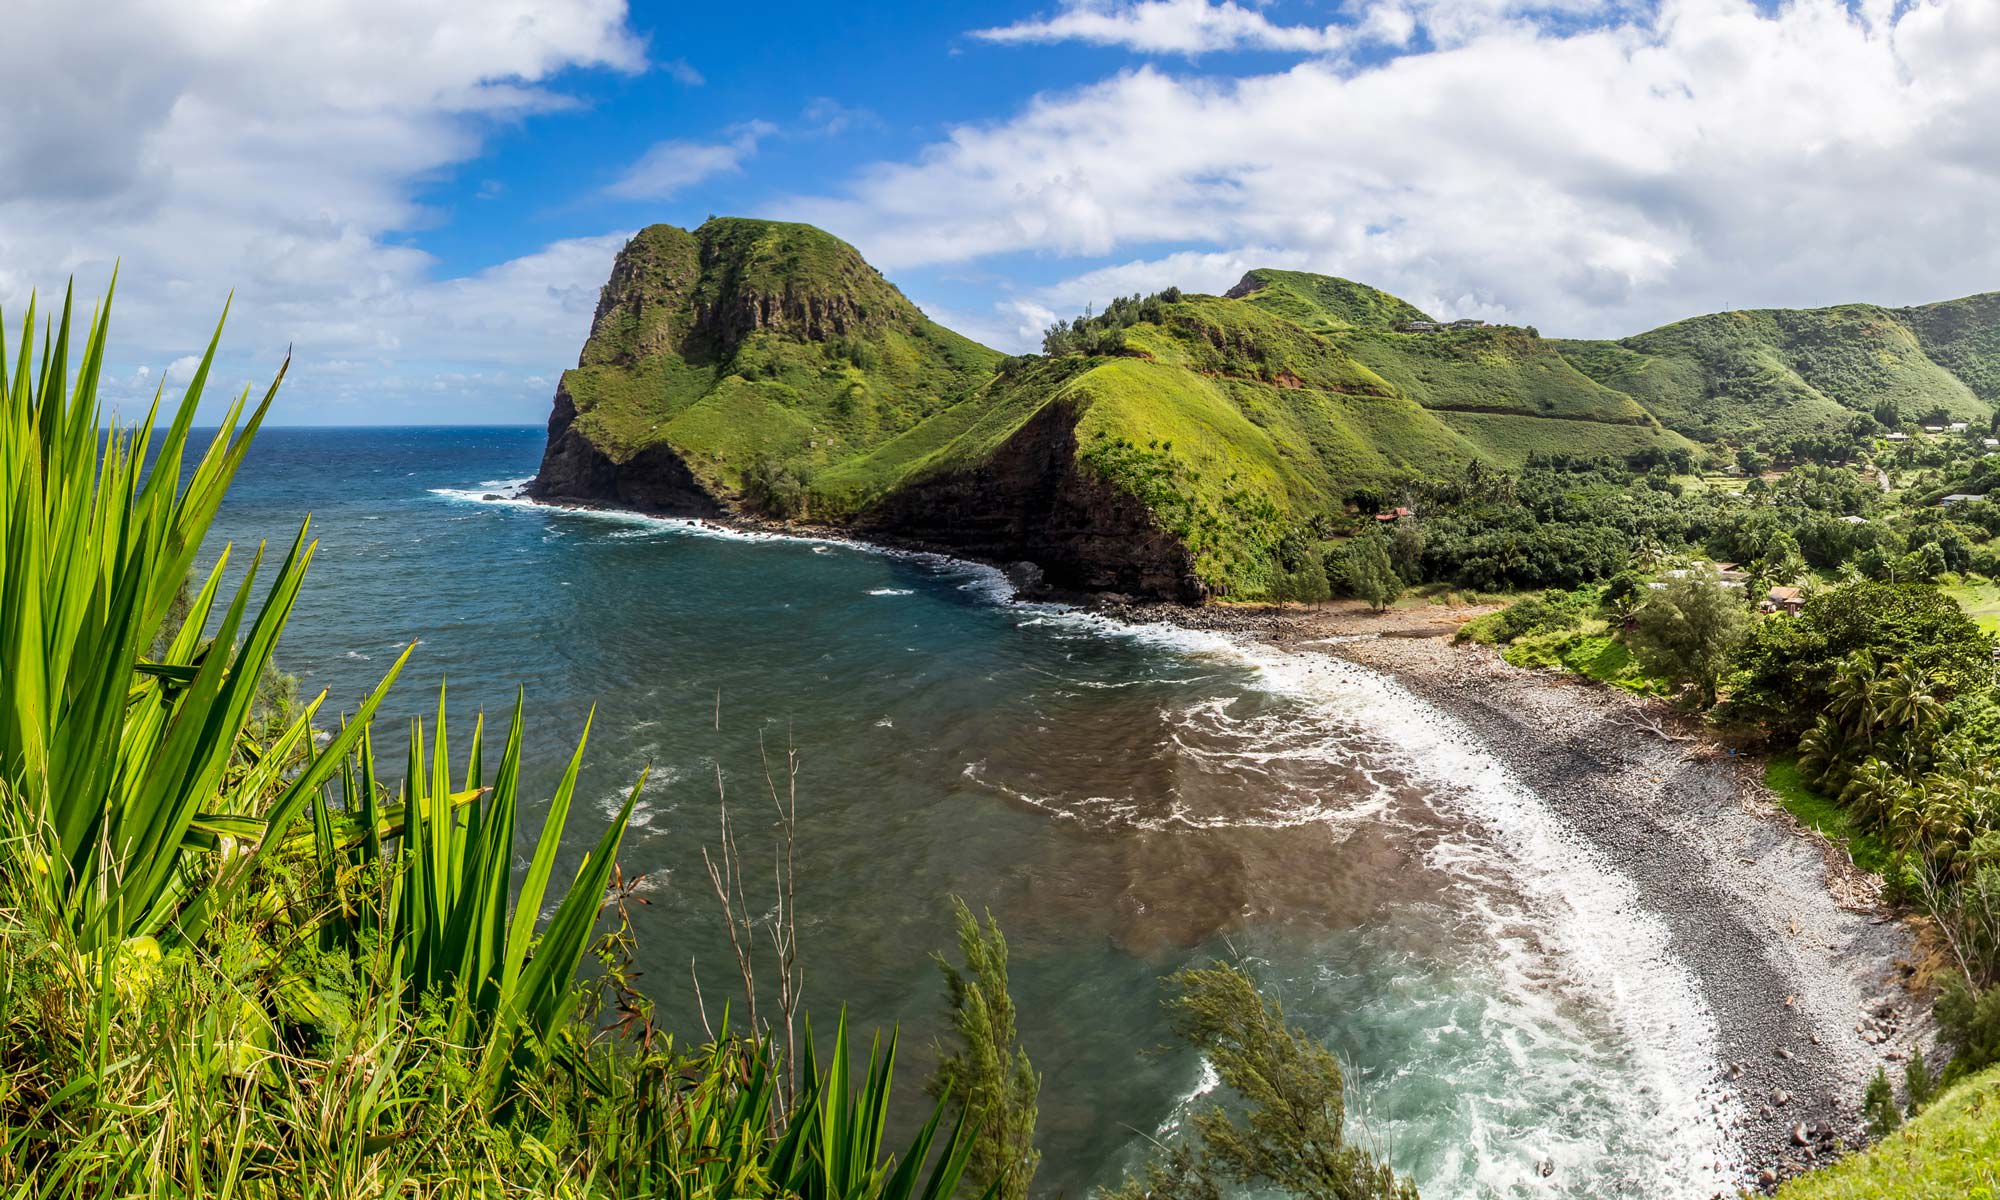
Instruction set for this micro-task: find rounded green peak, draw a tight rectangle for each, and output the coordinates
[687,216,902,305]
[1225,268,1435,330]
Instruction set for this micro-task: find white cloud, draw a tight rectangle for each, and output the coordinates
[787,0,2000,344]
[0,0,644,422]
[973,0,1352,55]
[974,1,1642,57]
[662,57,706,86]
[802,97,878,136]
[605,121,777,200]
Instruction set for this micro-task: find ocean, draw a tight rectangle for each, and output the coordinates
[204,426,1736,1197]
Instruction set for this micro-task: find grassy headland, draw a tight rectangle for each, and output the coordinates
[535,217,2000,605]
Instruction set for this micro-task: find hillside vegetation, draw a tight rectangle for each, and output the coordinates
[1776,1063,2000,1199]
[554,218,999,480]
[534,218,2000,601]
[1559,295,2000,443]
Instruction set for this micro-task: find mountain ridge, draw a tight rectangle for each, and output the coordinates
[530,217,2000,601]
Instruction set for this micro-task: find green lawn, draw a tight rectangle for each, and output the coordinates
[1941,579,2000,634]
[1763,755,1891,875]
[1498,619,1671,695]
[1777,1063,2000,1200]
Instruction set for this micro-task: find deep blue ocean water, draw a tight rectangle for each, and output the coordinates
[201,426,1740,1197]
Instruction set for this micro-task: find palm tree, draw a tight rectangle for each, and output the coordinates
[1876,663,1947,743]
[1827,651,1884,741]
[1797,715,1852,788]
[1842,757,1907,830]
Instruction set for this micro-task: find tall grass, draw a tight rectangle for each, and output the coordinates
[0,287,980,1197]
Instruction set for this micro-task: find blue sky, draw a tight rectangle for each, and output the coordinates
[5,0,1999,425]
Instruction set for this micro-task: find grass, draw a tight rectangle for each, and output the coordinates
[1431,411,1693,468]
[1941,578,2000,634]
[1228,267,1432,331]
[1764,755,1893,875]
[1776,1062,2000,1199]
[1494,618,1672,695]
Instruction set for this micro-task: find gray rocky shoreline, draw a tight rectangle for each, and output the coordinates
[1104,598,1931,1195]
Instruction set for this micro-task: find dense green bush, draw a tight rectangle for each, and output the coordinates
[1730,582,1994,732]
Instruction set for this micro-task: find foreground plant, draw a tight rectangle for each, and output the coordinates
[929,896,1041,1200]
[1108,964,1418,1200]
[0,283,405,951]
[0,284,985,1197]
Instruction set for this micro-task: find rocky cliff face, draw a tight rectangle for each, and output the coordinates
[858,400,1202,600]
[532,382,724,514]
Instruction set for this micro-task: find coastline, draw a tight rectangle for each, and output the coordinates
[511,492,1928,1191]
[1107,596,1930,1191]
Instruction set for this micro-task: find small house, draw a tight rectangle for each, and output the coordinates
[1840,515,1867,525]
[1951,422,1970,432]
[1941,493,1989,507]
[1374,506,1413,522]
[1983,438,1997,448]
[1762,586,1805,616]
[1396,320,1441,333]
[1924,425,1945,433]
[1885,432,1912,442]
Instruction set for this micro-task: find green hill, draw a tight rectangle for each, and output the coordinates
[1226,267,1433,332]
[532,219,2000,601]
[1776,1063,2000,1199]
[1557,297,2000,443]
[532,218,999,509]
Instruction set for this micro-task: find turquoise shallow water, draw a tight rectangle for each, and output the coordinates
[205,427,1737,1197]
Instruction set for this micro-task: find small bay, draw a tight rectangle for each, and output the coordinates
[208,426,1733,1198]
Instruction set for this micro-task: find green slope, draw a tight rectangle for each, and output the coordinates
[1776,1063,2000,1199]
[1558,298,2000,443]
[1901,291,2000,407]
[537,218,2000,600]
[1227,267,1433,332]
[819,287,1690,595]
[554,218,1001,478]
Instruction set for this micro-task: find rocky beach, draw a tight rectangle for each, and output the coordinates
[1103,596,1933,1191]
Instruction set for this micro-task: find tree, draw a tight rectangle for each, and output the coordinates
[1731,582,1994,732]
[1599,570,1648,621]
[1329,532,1403,613]
[929,898,1040,1200]
[1863,1066,1902,1137]
[1106,966,1417,1200]
[1627,570,1749,706]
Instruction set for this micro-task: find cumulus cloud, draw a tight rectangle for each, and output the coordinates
[973,0,1352,55]
[0,0,643,422]
[605,121,777,200]
[790,0,2000,346]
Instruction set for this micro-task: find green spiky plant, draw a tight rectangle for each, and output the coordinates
[0,283,408,952]
[0,284,988,1197]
